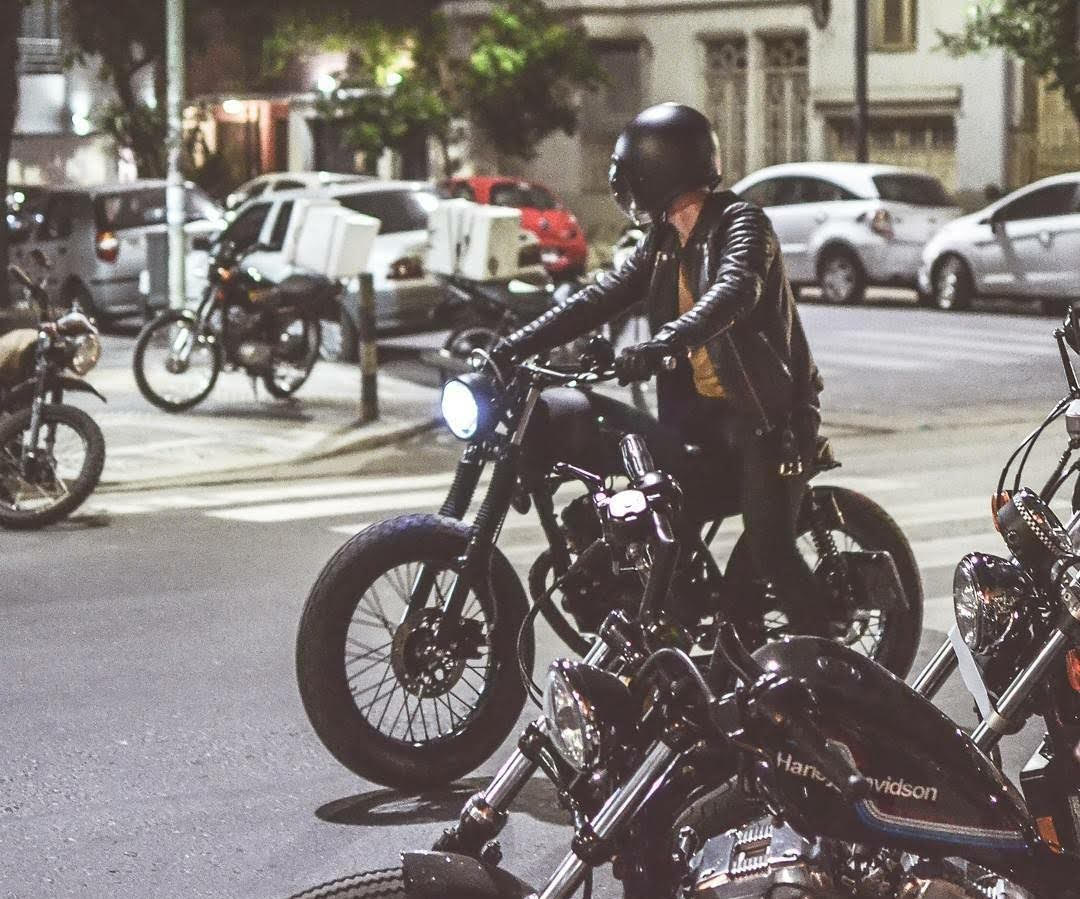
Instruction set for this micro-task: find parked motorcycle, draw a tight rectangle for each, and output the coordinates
[132,239,330,412]
[0,257,105,528]
[289,437,1076,899]
[295,339,922,791]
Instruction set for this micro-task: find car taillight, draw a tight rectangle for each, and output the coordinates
[95,230,119,263]
[388,255,424,280]
[869,208,894,239]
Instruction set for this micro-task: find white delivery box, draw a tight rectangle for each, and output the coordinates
[426,199,522,281]
[294,206,380,279]
[280,197,340,267]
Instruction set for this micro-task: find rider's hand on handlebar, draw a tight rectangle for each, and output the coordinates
[614,337,680,386]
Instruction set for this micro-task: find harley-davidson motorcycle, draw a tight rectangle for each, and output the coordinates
[0,256,105,528]
[132,239,331,412]
[288,436,1079,899]
[295,340,922,791]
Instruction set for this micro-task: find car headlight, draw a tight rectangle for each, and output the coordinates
[542,659,633,771]
[440,373,496,441]
[69,333,102,376]
[953,552,1034,654]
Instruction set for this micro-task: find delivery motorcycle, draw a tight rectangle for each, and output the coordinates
[132,239,331,412]
[295,339,922,791]
[288,437,1078,899]
[0,257,105,528]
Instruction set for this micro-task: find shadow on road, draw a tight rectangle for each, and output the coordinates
[316,777,568,828]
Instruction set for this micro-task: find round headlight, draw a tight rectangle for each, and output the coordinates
[953,553,1034,654]
[69,333,102,376]
[542,660,632,771]
[440,372,497,441]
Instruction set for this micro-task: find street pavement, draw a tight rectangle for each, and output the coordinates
[1,298,1074,898]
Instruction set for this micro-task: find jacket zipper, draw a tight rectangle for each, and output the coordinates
[725,332,771,434]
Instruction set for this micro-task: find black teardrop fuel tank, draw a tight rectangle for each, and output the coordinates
[749,636,1048,873]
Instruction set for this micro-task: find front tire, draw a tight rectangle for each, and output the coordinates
[0,403,105,529]
[133,311,222,412]
[725,486,923,678]
[932,254,974,311]
[287,868,406,899]
[296,514,532,791]
[817,249,866,305]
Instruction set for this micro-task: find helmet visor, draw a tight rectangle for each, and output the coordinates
[608,157,651,226]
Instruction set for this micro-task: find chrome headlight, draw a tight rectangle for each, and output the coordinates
[69,333,102,376]
[440,373,496,441]
[542,660,632,771]
[953,553,1034,654]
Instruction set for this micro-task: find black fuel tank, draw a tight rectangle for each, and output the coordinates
[750,636,1041,870]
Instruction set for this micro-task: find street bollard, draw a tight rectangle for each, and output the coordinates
[357,273,378,423]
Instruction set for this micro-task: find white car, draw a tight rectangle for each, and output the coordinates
[731,162,961,305]
[193,180,544,332]
[224,171,371,215]
[918,172,1080,311]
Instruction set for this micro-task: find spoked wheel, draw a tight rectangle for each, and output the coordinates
[133,311,222,412]
[0,403,105,529]
[264,313,320,398]
[296,514,531,791]
[725,486,923,677]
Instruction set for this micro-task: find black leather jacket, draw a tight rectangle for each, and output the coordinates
[505,190,823,441]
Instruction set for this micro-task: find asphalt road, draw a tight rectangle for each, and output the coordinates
[1,298,1075,898]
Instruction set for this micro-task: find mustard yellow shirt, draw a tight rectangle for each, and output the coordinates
[676,261,725,398]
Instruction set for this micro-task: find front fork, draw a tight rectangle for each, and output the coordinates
[20,346,51,473]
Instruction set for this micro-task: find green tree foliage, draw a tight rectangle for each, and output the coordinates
[940,0,1080,125]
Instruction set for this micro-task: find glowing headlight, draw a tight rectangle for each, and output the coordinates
[542,660,633,771]
[440,373,496,441]
[953,553,1033,654]
[69,334,102,376]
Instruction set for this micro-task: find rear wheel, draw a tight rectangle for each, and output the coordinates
[0,403,105,529]
[725,486,923,677]
[264,313,320,398]
[133,311,222,412]
[296,514,532,791]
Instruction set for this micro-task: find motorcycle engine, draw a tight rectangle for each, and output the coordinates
[225,307,272,372]
[688,818,836,898]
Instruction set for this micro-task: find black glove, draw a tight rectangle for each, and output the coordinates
[614,337,678,386]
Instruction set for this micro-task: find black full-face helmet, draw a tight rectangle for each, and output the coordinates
[609,103,721,225]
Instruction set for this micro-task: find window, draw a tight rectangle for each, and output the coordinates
[246,180,269,198]
[94,187,221,232]
[580,41,644,193]
[705,37,748,185]
[872,0,917,51]
[792,177,858,203]
[223,202,271,251]
[995,183,1079,223]
[266,201,294,251]
[762,35,809,166]
[337,188,438,233]
[740,178,783,207]
[872,174,952,207]
[39,195,74,239]
[489,183,558,211]
[273,179,305,192]
[452,183,475,201]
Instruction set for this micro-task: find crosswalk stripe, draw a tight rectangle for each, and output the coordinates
[842,329,1057,357]
[813,351,932,372]
[206,488,456,523]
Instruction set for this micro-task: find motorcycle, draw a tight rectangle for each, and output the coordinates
[295,339,922,791]
[0,255,106,528]
[132,239,331,412]
[289,437,1077,899]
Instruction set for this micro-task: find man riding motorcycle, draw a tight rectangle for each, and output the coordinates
[490,102,827,628]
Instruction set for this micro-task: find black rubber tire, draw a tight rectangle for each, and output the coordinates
[0,403,105,529]
[264,315,321,398]
[816,248,866,305]
[133,311,222,412]
[931,254,974,312]
[287,868,406,899]
[296,514,533,791]
[725,486,923,678]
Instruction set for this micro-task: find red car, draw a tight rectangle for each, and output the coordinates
[438,176,588,278]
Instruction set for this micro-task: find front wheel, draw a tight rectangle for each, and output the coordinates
[133,311,222,412]
[725,486,923,678]
[287,869,406,899]
[931,254,974,312]
[296,514,532,791]
[817,249,866,305]
[0,403,105,529]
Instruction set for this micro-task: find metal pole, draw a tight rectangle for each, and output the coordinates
[165,0,186,310]
[357,273,378,423]
[854,0,869,163]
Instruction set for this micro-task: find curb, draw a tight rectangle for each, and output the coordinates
[97,414,440,494]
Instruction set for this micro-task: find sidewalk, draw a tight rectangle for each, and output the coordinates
[84,335,441,491]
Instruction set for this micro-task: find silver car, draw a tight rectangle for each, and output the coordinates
[9,180,223,320]
[918,172,1080,311]
[731,162,961,305]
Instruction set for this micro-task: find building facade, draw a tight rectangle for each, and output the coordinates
[449,0,1079,240]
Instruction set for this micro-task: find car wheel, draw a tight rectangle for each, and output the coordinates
[932,255,974,312]
[63,281,108,324]
[817,249,866,305]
